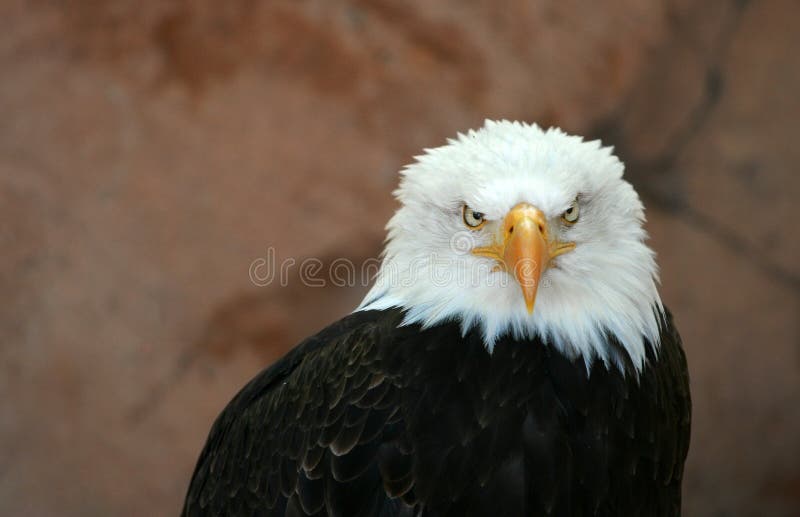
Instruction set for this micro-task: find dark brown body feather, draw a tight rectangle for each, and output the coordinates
[182,308,690,516]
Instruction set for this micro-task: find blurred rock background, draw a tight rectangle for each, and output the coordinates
[1,0,798,515]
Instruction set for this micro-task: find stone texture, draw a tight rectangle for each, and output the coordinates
[0,0,798,515]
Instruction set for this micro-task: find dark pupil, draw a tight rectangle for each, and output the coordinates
[472,211,483,221]
[566,207,573,214]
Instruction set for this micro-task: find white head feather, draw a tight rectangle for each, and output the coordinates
[358,120,664,374]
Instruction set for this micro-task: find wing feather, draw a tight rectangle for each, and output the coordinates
[183,308,690,516]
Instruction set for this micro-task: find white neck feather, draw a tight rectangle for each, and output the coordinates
[357,243,663,374]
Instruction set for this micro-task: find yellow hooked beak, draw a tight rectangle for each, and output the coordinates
[471,203,575,314]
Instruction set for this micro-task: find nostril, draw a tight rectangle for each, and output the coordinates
[508,225,514,234]
[538,223,544,233]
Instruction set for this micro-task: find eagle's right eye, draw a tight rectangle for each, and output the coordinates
[463,205,486,229]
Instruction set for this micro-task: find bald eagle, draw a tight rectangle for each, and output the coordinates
[182,121,691,516]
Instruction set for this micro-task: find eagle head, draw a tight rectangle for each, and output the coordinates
[359,120,663,372]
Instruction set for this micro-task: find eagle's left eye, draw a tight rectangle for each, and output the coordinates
[463,205,486,229]
[562,199,580,224]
